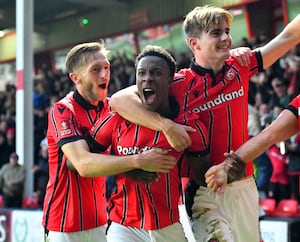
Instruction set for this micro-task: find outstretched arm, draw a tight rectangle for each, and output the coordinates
[234,109,297,162]
[109,85,193,151]
[205,109,298,192]
[260,14,300,69]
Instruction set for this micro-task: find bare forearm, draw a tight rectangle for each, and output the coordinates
[62,140,138,176]
[236,110,298,162]
[234,132,273,162]
[261,14,300,69]
[63,140,176,177]
[75,152,141,177]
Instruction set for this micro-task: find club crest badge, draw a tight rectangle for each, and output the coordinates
[225,69,235,81]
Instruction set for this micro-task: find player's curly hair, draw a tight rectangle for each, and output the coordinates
[135,45,176,77]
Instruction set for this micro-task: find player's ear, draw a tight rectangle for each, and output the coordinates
[69,72,80,84]
[189,37,200,51]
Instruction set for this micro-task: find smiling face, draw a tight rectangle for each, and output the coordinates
[136,55,172,113]
[190,21,232,69]
[184,6,233,71]
[71,51,110,105]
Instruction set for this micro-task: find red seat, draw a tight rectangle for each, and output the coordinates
[22,196,40,209]
[0,195,3,208]
[259,198,276,216]
[274,199,298,217]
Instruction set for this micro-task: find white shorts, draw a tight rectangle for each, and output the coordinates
[107,222,188,242]
[45,225,107,242]
[192,176,259,242]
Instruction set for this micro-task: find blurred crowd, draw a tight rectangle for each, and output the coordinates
[0,38,300,209]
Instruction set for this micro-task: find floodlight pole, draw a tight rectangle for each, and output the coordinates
[16,0,34,197]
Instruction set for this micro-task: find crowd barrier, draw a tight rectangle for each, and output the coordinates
[0,206,299,242]
[260,216,300,242]
[0,209,43,242]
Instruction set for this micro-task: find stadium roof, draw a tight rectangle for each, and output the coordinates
[0,0,131,31]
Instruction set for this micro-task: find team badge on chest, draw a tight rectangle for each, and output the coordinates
[225,68,235,81]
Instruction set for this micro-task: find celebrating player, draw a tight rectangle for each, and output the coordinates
[43,42,177,242]
[109,6,300,242]
[89,45,210,242]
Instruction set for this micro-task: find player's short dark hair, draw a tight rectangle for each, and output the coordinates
[135,45,176,77]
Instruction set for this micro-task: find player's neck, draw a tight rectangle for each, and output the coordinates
[196,57,224,75]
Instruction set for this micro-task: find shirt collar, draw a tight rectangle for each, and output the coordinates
[190,57,227,78]
[73,89,104,111]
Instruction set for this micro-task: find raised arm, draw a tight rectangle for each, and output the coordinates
[260,14,300,69]
[109,85,193,151]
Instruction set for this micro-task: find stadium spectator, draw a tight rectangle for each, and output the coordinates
[0,132,10,168]
[238,37,253,49]
[253,31,269,48]
[0,152,26,208]
[33,79,49,110]
[267,142,290,204]
[33,107,48,162]
[32,138,49,206]
[6,128,15,154]
[285,132,300,203]
[248,102,272,199]
[269,76,292,109]
[176,52,191,70]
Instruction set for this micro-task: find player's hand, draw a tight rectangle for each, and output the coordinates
[205,163,228,194]
[124,169,159,183]
[137,148,176,173]
[161,119,194,152]
[224,151,246,183]
[230,47,251,66]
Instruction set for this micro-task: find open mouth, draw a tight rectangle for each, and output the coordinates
[99,83,107,89]
[143,88,156,105]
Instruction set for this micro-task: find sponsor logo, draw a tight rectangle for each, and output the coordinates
[117,145,152,155]
[13,217,27,242]
[191,86,244,113]
[0,215,6,242]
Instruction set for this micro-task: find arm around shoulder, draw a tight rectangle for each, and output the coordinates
[109,85,166,131]
[62,139,177,177]
[109,85,192,151]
